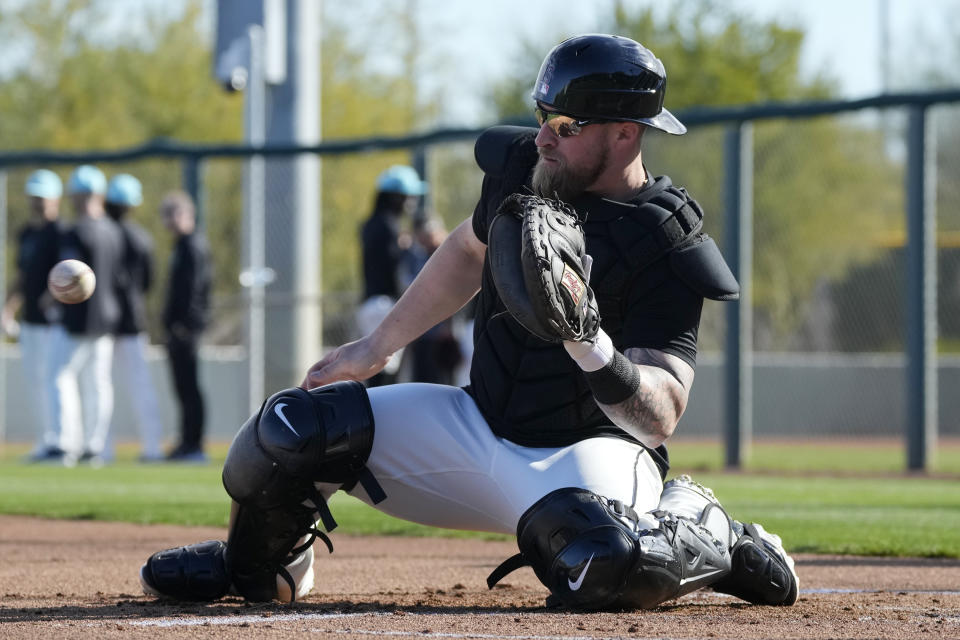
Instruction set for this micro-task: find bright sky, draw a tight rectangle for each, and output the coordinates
[3,0,958,126]
[435,0,960,123]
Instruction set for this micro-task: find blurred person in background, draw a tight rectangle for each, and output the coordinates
[49,165,125,466]
[2,170,65,462]
[399,215,463,384]
[357,165,427,387]
[160,191,212,463]
[105,173,166,463]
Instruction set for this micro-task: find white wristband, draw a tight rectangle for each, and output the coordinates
[563,329,615,373]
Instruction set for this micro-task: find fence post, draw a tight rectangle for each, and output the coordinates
[412,145,427,218]
[181,155,204,230]
[724,122,753,469]
[905,105,938,471]
[0,170,6,448]
[245,24,267,414]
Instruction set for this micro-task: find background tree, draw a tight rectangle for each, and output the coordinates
[0,0,440,343]
[488,0,904,350]
[0,0,244,342]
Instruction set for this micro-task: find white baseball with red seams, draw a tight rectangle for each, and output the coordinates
[47,259,96,304]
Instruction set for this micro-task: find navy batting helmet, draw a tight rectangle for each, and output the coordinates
[532,34,686,135]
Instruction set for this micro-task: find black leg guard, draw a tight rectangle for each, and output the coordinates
[711,522,799,605]
[487,483,733,610]
[220,381,385,602]
[225,503,325,602]
[139,381,384,603]
[139,540,230,601]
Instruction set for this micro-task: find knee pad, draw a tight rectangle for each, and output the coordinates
[487,486,733,610]
[223,381,385,517]
[221,381,385,601]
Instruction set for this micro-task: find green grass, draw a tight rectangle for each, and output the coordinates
[667,438,960,474]
[1,441,958,557]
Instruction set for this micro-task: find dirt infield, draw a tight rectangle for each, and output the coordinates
[1,515,958,639]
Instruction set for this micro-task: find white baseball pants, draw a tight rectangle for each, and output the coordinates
[48,328,115,458]
[18,322,56,452]
[113,333,165,459]
[319,383,664,535]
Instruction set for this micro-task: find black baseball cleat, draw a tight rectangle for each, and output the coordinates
[140,540,232,601]
[712,522,799,606]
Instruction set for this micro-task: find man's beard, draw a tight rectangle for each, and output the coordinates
[532,144,608,202]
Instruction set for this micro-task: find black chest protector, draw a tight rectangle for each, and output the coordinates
[467,127,738,474]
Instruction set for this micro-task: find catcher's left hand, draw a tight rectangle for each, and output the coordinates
[488,193,600,343]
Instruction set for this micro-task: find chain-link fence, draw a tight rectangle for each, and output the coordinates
[2,91,959,469]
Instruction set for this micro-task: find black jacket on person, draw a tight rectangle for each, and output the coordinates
[163,233,212,337]
[16,220,62,325]
[114,220,155,336]
[360,211,403,300]
[60,216,125,337]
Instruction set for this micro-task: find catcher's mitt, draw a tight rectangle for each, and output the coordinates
[488,193,600,343]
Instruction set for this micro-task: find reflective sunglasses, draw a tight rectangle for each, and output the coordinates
[534,107,604,138]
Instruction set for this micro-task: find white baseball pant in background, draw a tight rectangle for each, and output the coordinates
[18,322,56,453]
[48,327,115,459]
[112,333,165,459]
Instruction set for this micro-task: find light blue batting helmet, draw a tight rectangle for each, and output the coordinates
[376,165,427,196]
[24,169,63,199]
[106,174,143,207]
[67,165,107,195]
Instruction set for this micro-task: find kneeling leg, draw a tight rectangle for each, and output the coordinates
[140,381,384,602]
[487,474,798,609]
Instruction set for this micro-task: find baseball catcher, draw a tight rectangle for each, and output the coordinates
[139,33,798,610]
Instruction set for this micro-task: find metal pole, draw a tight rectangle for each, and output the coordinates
[878,0,890,94]
[0,170,7,449]
[905,105,938,471]
[182,155,205,231]
[245,25,267,414]
[412,145,427,218]
[724,122,753,469]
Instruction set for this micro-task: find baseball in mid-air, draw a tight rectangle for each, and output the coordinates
[48,259,96,304]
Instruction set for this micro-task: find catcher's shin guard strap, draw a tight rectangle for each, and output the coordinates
[226,503,328,602]
[340,466,387,504]
[486,553,528,590]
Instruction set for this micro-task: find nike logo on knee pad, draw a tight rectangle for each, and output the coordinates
[274,403,300,437]
[567,553,595,591]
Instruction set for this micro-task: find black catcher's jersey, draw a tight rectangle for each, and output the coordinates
[465,127,733,477]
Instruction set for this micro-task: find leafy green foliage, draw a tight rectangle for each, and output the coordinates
[0,0,243,341]
[489,1,905,347]
[492,0,834,122]
[0,0,448,318]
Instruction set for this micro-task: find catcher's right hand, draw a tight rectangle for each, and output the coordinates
[488,193,600,343]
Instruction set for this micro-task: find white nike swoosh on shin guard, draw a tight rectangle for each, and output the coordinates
[567,553,596,591]
[679,568,726,586]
